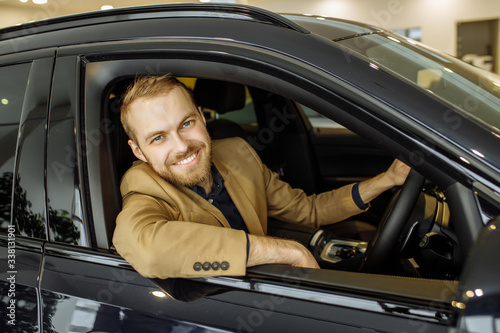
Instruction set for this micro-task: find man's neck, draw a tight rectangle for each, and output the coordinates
[197,174,214,195]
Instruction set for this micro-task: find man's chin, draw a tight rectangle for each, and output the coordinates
[156,166,210,188]
[169,174,210,188]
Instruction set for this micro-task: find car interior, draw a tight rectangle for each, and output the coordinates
[95,73,468,283]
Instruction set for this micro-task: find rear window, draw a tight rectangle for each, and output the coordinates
[0,62,31,231]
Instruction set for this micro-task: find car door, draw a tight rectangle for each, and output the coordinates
[0,51,54,332]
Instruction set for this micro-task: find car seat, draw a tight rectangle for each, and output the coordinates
[193,78,247,140]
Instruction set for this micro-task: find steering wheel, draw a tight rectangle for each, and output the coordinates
[359,170,425,273]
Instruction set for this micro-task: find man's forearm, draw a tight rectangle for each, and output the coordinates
[246,234,319,269]
[358,159,411,205]
[358,172,395,205]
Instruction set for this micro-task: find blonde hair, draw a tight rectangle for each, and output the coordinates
[120,75,196,142]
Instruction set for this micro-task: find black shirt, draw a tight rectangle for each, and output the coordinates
[189,164,249,233]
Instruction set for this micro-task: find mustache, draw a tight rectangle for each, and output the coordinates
[169,141,207,164]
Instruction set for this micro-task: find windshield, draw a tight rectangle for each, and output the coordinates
[337,33,500,134]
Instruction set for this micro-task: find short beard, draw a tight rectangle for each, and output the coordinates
[147,139,212,188]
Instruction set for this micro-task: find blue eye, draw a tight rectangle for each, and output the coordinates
[183,120,192,128]
[153,135,163,142]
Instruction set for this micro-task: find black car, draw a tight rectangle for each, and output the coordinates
[1,3,499,332]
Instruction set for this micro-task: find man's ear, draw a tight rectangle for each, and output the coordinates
[128,140,147,163]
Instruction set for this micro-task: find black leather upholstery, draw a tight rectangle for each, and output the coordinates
[193,79,246,114]
[193,79,247,140]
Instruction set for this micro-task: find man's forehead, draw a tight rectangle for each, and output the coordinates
[131,87,194,110]
[130,91,198,135]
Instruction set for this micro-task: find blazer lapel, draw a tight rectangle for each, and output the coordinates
[214,158,265,236]
[177,185,231,228]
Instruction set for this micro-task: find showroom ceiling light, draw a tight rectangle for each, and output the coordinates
[151,291,167,298]
[19,0,48,3]
[200,0,239,3]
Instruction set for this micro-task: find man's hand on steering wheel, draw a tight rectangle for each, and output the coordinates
[385,159,412,187]
[357,159,411,206]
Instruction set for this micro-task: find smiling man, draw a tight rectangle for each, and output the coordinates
[125,86,213,191]
[113,75,410,279]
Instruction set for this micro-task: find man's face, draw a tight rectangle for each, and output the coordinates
[127,87,212,187]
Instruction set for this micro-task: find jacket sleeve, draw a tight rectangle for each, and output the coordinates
[239,140,367,228]
[113,168,248,279]
[265,170,367,228]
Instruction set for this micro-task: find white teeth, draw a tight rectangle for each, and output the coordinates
[175,151,197,165]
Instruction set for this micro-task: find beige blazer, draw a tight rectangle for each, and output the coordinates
[113,137,365,278]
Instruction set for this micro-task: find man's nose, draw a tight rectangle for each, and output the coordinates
[170,132,189,153]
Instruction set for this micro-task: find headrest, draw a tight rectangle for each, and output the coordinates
[193,79,245,114]
[107,96,137,180]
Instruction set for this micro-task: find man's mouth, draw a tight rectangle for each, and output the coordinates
[173,150,199,165]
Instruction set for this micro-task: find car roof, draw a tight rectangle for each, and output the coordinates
[0,3,379,55]
[0,4,299,46]
[283,14,383,41]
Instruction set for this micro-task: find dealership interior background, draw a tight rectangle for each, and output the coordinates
[0,0,499,74]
